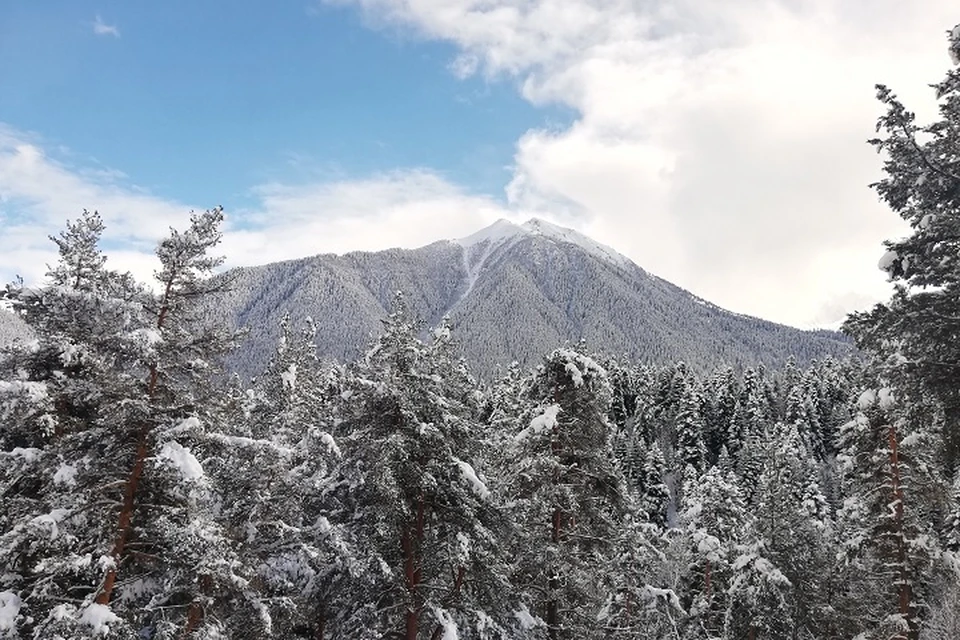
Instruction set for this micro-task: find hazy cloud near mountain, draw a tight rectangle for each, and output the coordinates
[2,1,958,328]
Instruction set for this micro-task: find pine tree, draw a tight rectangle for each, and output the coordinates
[0,211,148,638]
[834,389,946,640]
[507,347,633,639]
[703,366,739,461]
[844,26,960,470]
[329,294,526,639]
[214,315,348,639]
[751,422,836,638]
[0,208,251,638]
[675,383,707,481]
[723,542,794,640]
[639,442,670,528]
[675,465,750,638]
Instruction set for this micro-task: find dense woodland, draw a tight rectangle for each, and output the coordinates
[3,25,960,640]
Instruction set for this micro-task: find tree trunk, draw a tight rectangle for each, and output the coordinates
[97,279,173,605]
[95,427,148,605]
[887,423,917,640]
[547,384,563,640]
[179,574,212,639]
[547,507,561,640]
[402,498,426,640]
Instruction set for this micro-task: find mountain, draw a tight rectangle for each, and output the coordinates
[208,218,852,377]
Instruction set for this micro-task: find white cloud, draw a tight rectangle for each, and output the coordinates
[0,126,190,285]
[221,169,514,265]
[92,15,120,38]
[0,126,513,290]
[326,0,957,327]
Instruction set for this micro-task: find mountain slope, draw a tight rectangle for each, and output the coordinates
[210,218,852,377]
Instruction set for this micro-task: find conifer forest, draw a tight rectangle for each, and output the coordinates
[3,24,960,640]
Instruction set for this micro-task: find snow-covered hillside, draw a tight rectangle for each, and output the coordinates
[206,218,852,377]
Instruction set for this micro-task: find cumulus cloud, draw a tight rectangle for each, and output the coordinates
[0,126,190,284]
[0,126,513,288]
[326,0,956,327]
[221,170,514,265]
[92,15,120,38]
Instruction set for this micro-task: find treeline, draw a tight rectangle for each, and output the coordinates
[1,209,959,640]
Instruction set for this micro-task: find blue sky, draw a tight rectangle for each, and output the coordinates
[1,1,568,207]
[1,1,957,328]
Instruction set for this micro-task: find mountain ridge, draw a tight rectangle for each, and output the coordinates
[205,218,852,378]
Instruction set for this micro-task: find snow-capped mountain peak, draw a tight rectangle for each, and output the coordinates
[455,218,525,249]
[456,217,633,269]
[519,218,632,268]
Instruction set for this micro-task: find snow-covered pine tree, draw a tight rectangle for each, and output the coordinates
[0,210,152,638]
[784,379,824,459]
[838,27,960,638]
[82,207,258,639]
[507,347,637,639]
[834,388,946,640]
[703,366,739,462]
[844,25,960,471]
[749,422,836,638]
[211,314,350,639]
[639,442,670,528]
[722,541,794,640]
[675,383,707,483]
[675,464,749,638]
[330,293,526,639]
[1,209,253,638]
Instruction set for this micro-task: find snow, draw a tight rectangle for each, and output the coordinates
[129,328,162,347]
[453,220,525,312]
[320,432,341,457]
[433,323,451,341]
[878,249,899,276]
[456,218,525,249]
[434,609,459,640]
[565,361,583,386]
[919,213,936,230]
[0,380,48,404]
[516,404,561,441]
[59,342,83,366]
[514,603,540,629]
[878,387,895,410]
[208,433,295,456]
[554,348,605,384]
[316,515,332,534]
[79,603,122,636]
[857,389,877,410]
[454,217,633,277]
[641,586,684,612]
[0,591,20,632]
[170,416,202,434]
[53,462,78,486]
[9,447,41,462]
[454,458,490,500]
[523,218,633,268]
[281,363,297,390]
[900,432,922,448]
[157,441,204,481]
[31,508,71,539]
